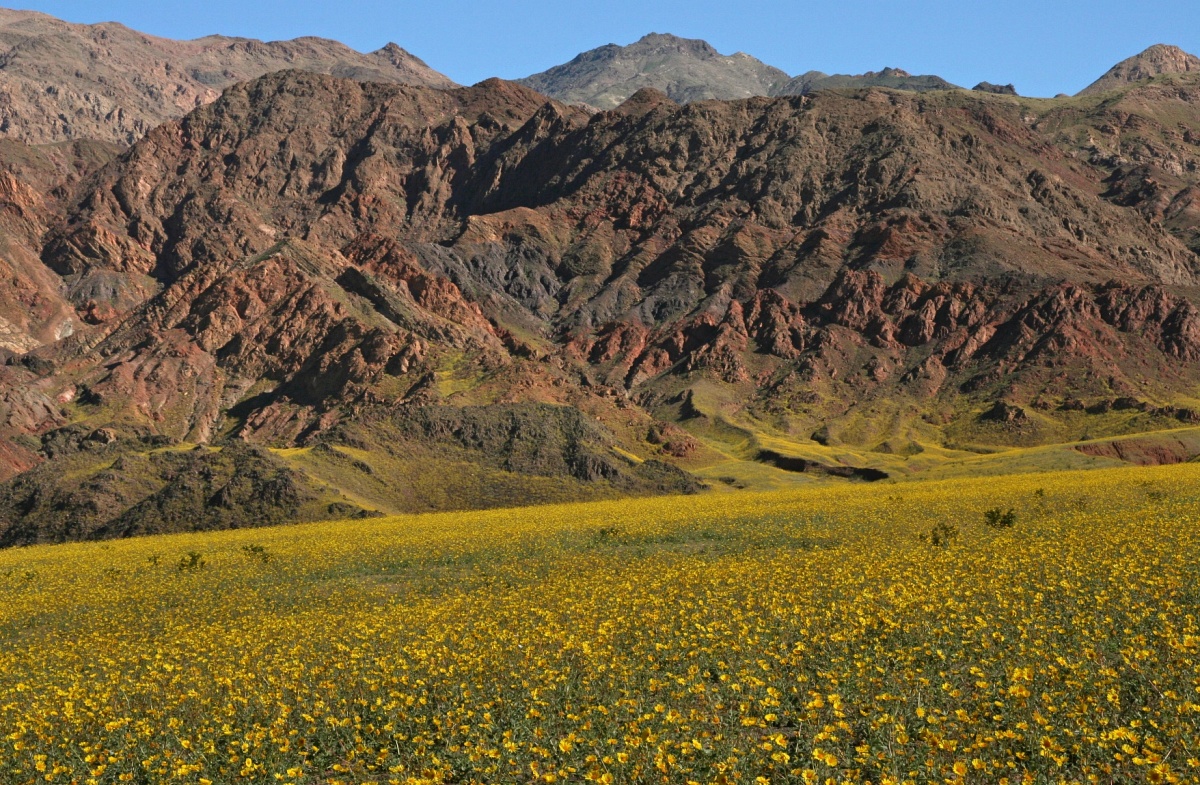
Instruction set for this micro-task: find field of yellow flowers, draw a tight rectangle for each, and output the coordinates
[2,463,1200,785]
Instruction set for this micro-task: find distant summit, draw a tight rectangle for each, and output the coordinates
[973,81,1018,96]
[516,33,791,109]
[1078,44,1200,96]
[774,67,959,96]
[519,36,963,107]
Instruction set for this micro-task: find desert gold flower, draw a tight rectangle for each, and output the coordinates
[0,463,1197,783]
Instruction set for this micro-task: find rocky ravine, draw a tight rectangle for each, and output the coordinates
[4,63,1200,541]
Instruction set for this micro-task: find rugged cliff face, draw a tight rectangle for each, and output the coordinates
[3,65,1200,540]
[0,138,122,355]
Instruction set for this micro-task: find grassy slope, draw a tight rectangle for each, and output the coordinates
[21,409,1197,532]
[669,380,1200,489]
[2,463,1199,783]
[274,443,635,514]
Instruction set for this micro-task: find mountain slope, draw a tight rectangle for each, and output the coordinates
[5,70,1200,540]
[1078,44,1200,96]
[0,8,456,145]
[0,137,122,359]
[517,33,790,109]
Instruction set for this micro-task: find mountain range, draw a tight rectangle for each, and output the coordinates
[0,13,1188,146]
[2,10,1200,544]
[519,36,1200,107]
[0,8,455,145]
[517,34,970,108]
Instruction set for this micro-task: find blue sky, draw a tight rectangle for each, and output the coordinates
[13,1,1200,97]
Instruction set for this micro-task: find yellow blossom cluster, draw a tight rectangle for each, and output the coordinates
[2,464,1199,784]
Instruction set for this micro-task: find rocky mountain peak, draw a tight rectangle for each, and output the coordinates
[516,32,789,109]
[773,66,958,96]
[374,41,437,70]
[1078,43,1200,96]
[633,32,720,57]
[973,81,1018,96]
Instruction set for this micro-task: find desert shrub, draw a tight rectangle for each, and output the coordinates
[241,544,271,563]
[923,521,959,546]
[177,551,206,572]
[984,507,1017,528]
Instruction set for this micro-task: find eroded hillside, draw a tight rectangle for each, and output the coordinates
[4,67,1200,540]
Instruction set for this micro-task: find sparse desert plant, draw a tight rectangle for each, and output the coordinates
[984,507,1018,528]
[176,551,206,572]
[588,526,626,546]
[924,520,959,546]
[241,543,271,563]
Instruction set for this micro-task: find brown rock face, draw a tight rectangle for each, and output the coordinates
[5,68,1200,498]
[0,138,123,354]
[0,9,456,145]
[1078,44,1200,96]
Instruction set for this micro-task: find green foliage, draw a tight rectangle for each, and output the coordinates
[984,507,1018,529]
[176,551,206,572]
[241,544,271,564]
[586,526,628,548]
[923,521,959,547]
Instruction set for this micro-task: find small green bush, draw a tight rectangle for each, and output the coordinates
[984,508,1017,529]
[241,544,271,564]
[923,521,959,547]
[177,551,206,572]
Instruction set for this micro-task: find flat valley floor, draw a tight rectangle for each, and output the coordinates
[2,463,1199,784]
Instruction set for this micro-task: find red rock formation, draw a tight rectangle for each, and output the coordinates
[3,69,1200,486]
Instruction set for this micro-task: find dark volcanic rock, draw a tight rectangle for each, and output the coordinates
[973,82,1018,96]
[755,449,888,481]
